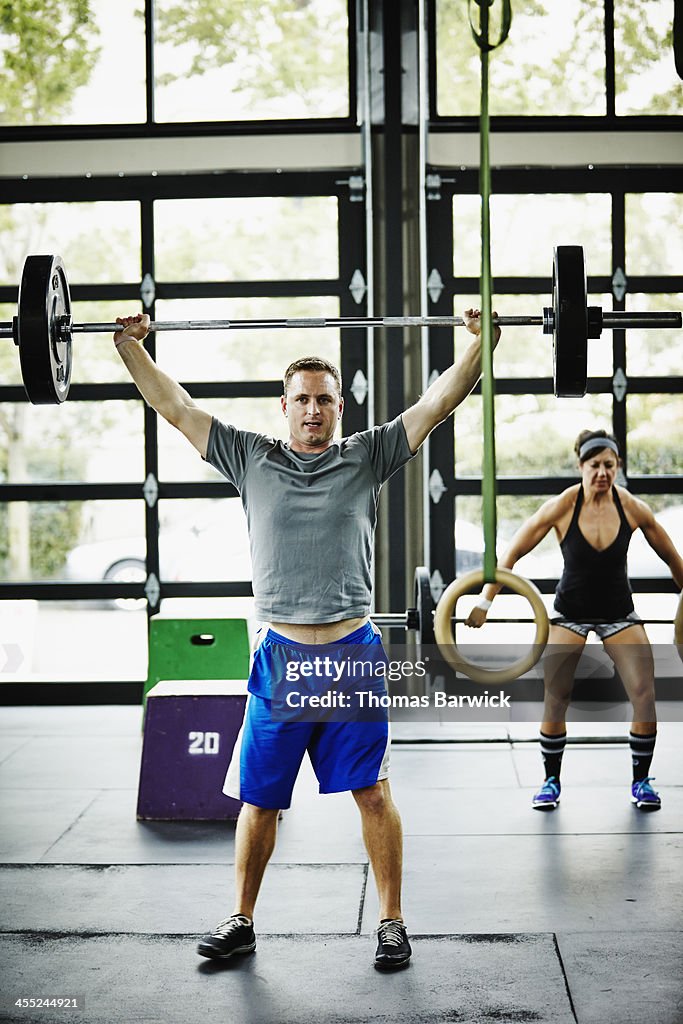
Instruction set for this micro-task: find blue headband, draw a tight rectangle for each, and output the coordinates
[579,437,619,461]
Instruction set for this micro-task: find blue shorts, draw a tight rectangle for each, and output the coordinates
[550,610,643,640]
[223,622,391,809]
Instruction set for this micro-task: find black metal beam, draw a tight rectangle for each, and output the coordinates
[0,581,253,600]
[0,482,240,501]
[451,475,683,497]
[426,166,683,194]
[0,170,360,204]
[382,0,407,614]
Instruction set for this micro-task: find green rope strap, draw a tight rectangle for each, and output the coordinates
[467,0,512,583]
[467,0,512,52]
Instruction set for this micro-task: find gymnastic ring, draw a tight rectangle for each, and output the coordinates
[434,568,550,684]
[674,590,683,650]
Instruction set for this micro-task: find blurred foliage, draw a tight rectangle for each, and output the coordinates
[437,0,680,116]
[154,0,348,115]
[0,0,100,124]
[0,502,81,579]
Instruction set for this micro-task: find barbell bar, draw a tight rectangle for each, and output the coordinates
[1,247,681,404]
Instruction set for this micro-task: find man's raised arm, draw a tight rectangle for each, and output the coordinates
[114,314,212,458]
[401,308,501,453]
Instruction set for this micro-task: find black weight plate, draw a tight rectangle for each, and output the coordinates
[18,254,73,404]
[414,565,436,652]
[552,245,588,398]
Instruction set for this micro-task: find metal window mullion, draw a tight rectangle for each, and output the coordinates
[418,0,430,568]
[347,0,358,125]
[141,198,160,613]
[338,187,369,436]
[425,180,456,591]
[612,189,627,471]
[426,0,439,120]
[604,0,616,119]
[358,0,375,428]
[145,0,155,125]
[383,0,407,615]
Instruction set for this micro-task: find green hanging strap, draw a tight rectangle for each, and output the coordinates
[467,0,512,584]
[467,0,512,53]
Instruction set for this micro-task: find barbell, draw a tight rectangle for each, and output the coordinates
[2,247,681,404]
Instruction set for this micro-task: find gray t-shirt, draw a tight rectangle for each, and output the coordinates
[205,415,415,623]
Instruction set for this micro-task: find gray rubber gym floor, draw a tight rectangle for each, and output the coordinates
[1,706,682,1024]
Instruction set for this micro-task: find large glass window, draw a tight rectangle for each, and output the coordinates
[0,203,141,286]
[451,292,614,380]
[1,600,147,681]
[435,0,681,119]
[453,194,612,278]
[436,0,606,116]
[0,404,144,487]
[0,498,144,584]
[153,0,350,122]
[154,197,339,281]
[0,173,357,687]
[625,194,683,276]
[157,498,251,583]
[627,395,683,477]
[0,0,146,127]
[154,297,341,388]
[0,0,350,128]
[614,0,682,115]
[454,394,614,480]
[625,293,683,377]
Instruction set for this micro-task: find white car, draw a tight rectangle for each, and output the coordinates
[64,500,252,608]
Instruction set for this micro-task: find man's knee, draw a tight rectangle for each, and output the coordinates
[353,780,392,816]
[240,803,281,823]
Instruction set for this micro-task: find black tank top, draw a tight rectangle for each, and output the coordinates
[554,486,634,621]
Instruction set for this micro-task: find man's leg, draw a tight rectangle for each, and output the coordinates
[352,779,403,921]
[233,803,281,919]
[197,802,279,960]
[198,690,309,959]
[353,778,411,970]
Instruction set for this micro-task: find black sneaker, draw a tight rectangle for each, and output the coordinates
[374,918,412,971]
[197,914,256,960]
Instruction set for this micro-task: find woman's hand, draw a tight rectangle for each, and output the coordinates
[465,605,489,628]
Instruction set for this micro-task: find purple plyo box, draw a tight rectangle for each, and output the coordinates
[137,680,248,820]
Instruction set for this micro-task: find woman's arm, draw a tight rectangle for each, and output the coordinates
[465,494,566,626]
[631,498,683,590]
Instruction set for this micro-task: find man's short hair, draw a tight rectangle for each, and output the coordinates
[283,357,342,396]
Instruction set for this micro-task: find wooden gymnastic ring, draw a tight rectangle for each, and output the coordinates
[434,568,549,684]
[674,590,683,651]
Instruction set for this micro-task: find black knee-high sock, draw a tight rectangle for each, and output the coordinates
[629,731,657,783]
[540,731,567,780]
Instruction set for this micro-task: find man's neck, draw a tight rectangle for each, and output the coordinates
[287,438,336,454]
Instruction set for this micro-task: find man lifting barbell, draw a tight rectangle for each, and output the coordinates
[113,306,501,971]
[466,430,683,812]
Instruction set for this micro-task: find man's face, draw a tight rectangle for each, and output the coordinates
[580,448,619,495]
[281,370,343,451]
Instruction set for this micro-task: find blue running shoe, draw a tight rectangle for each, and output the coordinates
[532,776,561,810]
[631,776,661,811]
